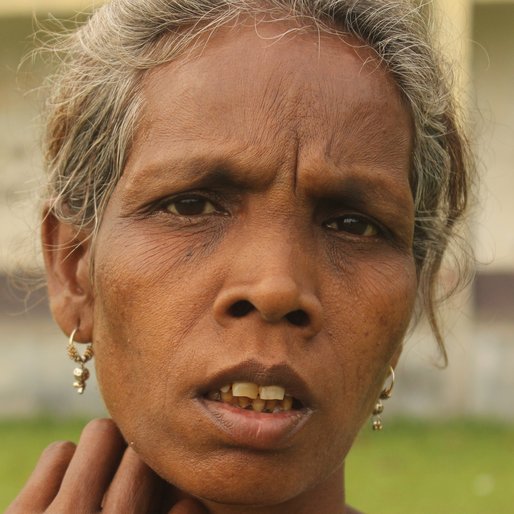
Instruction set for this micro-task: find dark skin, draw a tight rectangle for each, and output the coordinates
[8,21,416,514]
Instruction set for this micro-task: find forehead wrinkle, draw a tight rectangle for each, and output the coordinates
[126,21,413,205]
[137,70,219,149]
[324,104,413,170]
[303,68,413,176]
[142,56,301,165]
[242,54,351,191]
[239,70,294,151]
[249,66,311,189]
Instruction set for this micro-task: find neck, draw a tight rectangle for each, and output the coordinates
[199,464,347,514]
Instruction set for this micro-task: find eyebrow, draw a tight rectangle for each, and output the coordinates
[122,149,414,219]
[307,165,413,210]
[122,148,278,198]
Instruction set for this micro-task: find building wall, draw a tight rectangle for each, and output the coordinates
[473,3,514,272]
[389,0,514,420]
[469,2,514,418]
[0,16,42,275]
[0,1,103,16]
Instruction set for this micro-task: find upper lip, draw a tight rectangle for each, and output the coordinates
[197,358,316,409]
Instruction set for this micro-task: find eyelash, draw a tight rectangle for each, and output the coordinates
[153,193,385,239]
[155,193,228,218]
[322,214,383,238]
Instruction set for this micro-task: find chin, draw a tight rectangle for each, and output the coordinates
[182,478,307,508]
[156,449,337,509]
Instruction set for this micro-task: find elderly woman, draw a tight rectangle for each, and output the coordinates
[8,0,472,513]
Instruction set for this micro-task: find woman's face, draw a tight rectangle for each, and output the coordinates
[88,23,416,506]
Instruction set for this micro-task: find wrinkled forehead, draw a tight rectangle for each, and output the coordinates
[124,20,413,196]
[141,21,409,136]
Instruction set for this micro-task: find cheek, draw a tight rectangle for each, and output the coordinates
[92,218,220,343]
[321,253,416,427]
[325,249,416,348]
[90,224,214,435]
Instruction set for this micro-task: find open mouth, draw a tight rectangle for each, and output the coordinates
[204,382,304,413]
[197,361,314,448]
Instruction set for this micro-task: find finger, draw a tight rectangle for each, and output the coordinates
[169,498,209,514]
[102,447,164,514]
[49,418,126,513]
[5,441,75,513]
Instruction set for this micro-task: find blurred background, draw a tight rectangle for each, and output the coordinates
[0,0,513,512]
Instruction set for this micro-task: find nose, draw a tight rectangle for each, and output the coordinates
[213,241,323,338]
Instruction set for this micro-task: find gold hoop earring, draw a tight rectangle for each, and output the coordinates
[372,366,395,431]
[67,328,94,394]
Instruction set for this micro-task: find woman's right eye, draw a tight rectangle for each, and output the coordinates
[163,196,220,216]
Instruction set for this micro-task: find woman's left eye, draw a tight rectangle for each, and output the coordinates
[324,215,379,237]
[164,196,220,216]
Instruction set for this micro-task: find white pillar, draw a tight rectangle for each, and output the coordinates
[433,0,475,414]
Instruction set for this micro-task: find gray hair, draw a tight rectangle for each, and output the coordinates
[41,0,474,363]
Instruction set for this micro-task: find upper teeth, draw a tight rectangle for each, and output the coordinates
[258,385,285,400]
[207,383,295,412]
[228,382,286,401]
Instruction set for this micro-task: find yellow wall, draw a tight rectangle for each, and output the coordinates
[2,0,513,16]
[0,0,104,16]
[473,3,514,271]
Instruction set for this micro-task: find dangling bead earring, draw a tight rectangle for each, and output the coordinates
[372,366,395,431]
[67,328,94,394]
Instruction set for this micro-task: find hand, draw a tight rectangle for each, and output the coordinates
[6,418,208,514]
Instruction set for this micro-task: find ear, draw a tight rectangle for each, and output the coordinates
[41,209,94,343]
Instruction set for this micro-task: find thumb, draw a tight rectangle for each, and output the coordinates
[169,498,209,514]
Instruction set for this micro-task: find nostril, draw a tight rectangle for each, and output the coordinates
[286,309,310,327]
[226,302,311,327]
[228,300,255,318]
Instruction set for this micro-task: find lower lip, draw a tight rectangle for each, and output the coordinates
[197,398,312,450]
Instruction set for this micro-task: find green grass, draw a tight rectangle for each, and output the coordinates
[346,419,514,513]
[1,418,512,513]
[0,417,87,511]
